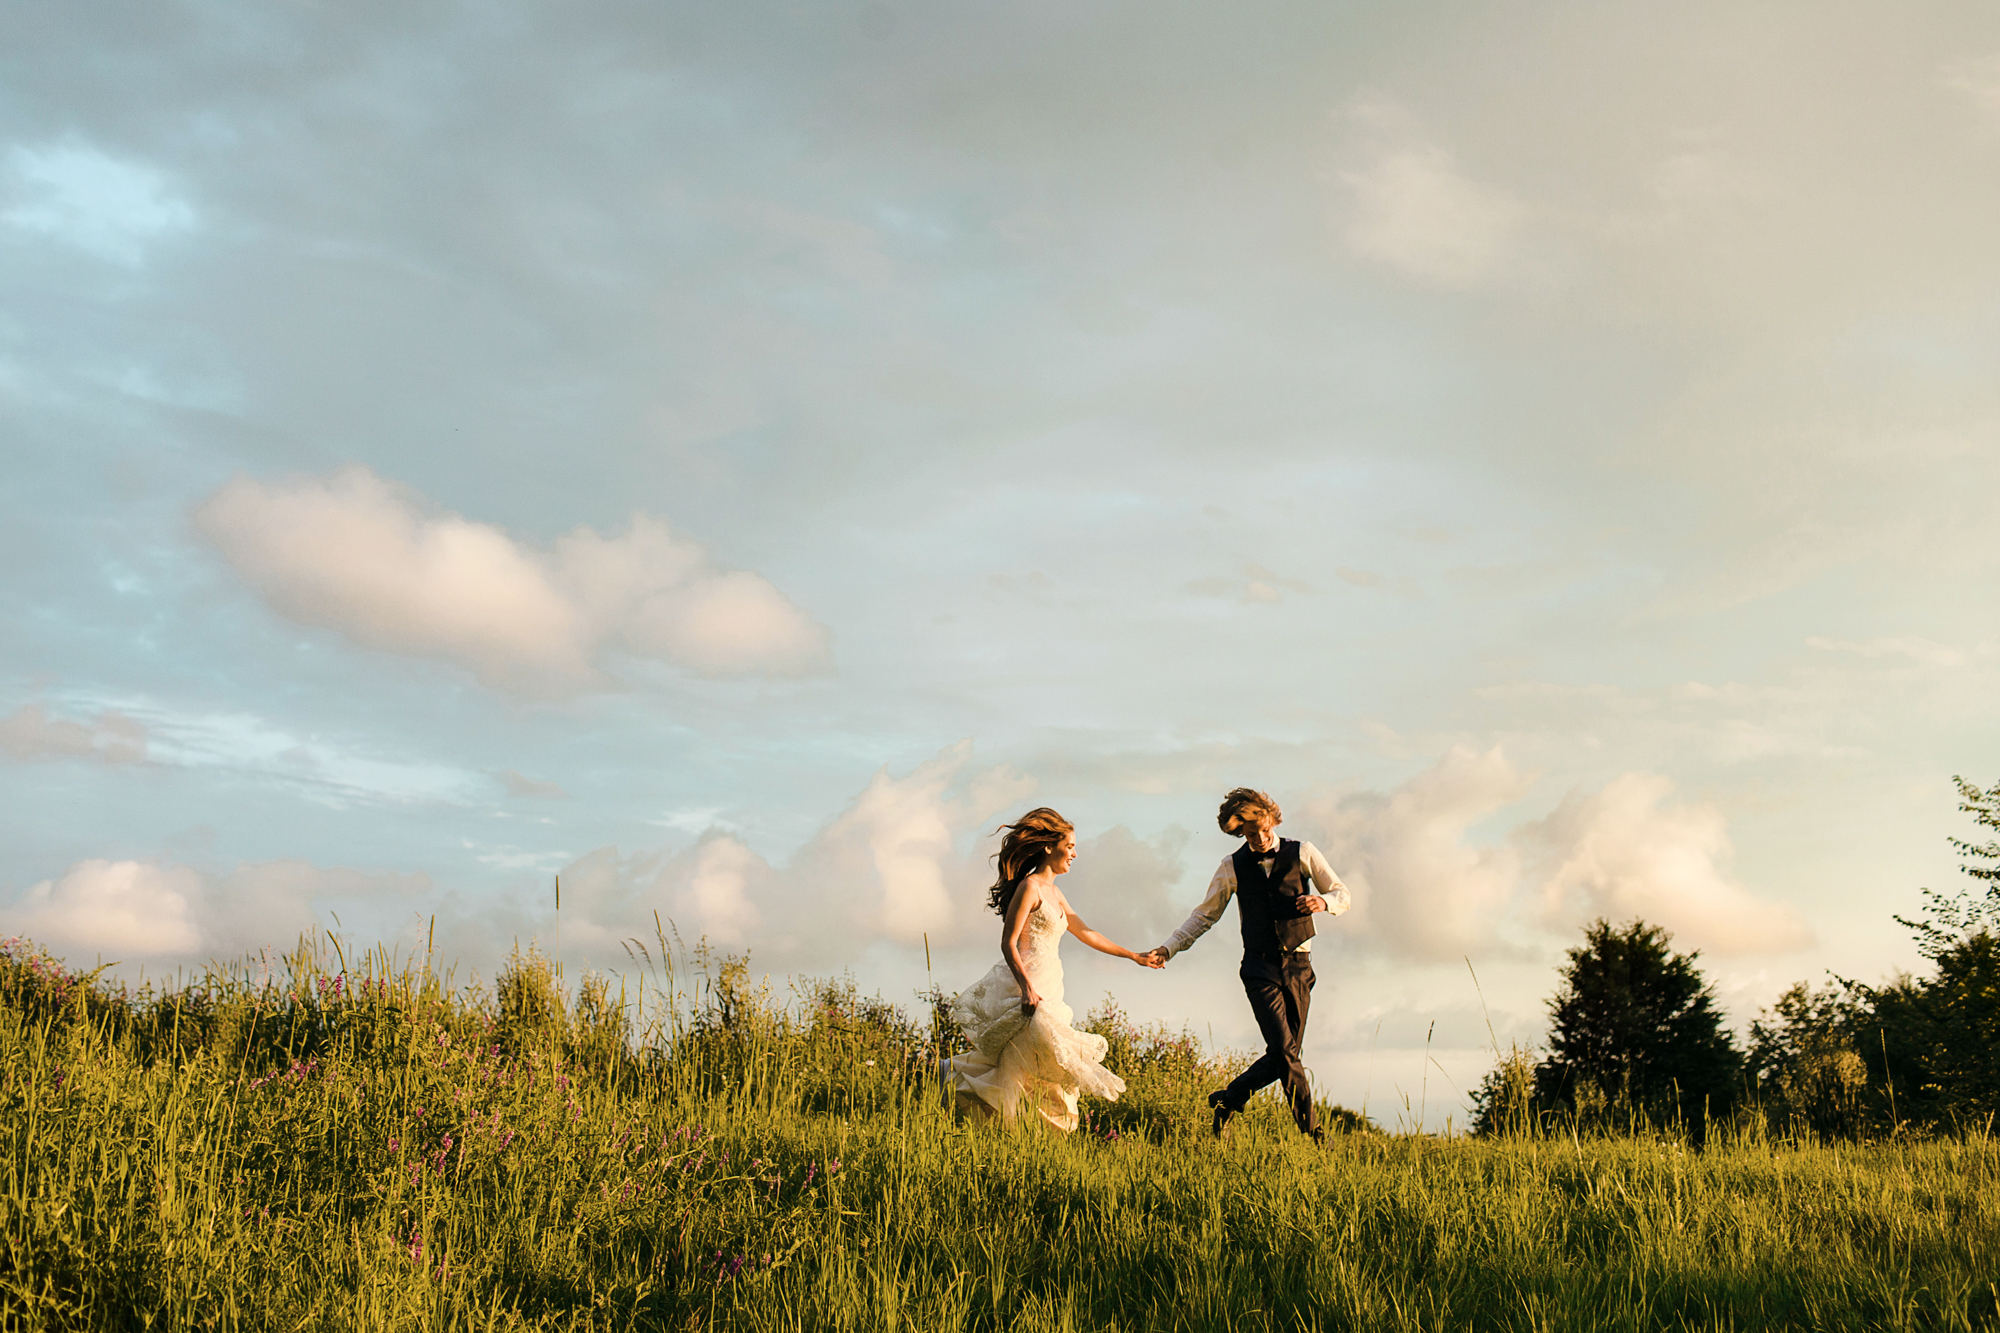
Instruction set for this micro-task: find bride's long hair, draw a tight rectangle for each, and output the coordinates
[986,807,1075,917]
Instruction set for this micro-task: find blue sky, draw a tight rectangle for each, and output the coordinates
[6,0,2000,1125]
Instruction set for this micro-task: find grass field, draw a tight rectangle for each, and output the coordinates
[4,935,1998,1332]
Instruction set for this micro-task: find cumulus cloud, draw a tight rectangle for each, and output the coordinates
[1296,745,1536,961]
[3,858,425,963]
[1339,102,1525,288]
[520,741,1038,972]
[1294,748,1811,960]
[5,861,203,958]
[783,740,1037,951]
[0,704,147,763]
[194,466,829,694]
[1059,825,1190,949]
[1520,773,1812,955]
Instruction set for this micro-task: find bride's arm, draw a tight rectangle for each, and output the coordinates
[1001,883,1044,1009]
[1064,908,1165,969]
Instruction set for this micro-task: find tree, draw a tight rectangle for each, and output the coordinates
[1854,778,2000,1126]
[1532,919,1741,1141]
[1895,776,2000,956]
[1745,980,1872,1138]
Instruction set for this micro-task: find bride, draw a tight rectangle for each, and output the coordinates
[943,807,1164,1131]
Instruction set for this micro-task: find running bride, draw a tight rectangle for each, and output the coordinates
[943,807,1164,1131]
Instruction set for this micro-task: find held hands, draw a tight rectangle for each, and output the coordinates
[1133,948,1166,970]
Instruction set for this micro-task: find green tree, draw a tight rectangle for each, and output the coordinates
[1745,980,1872,1138]
[1532,919,1741,1141]
[1848,778,2000,1126]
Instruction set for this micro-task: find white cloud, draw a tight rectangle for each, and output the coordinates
[1521,773,1812,956]
[0,704,147,763]
[1805,635,1969,668]
[1339,103,1524,288]
[194,466,829,694]
[532,741,1037,971]
[1297,745,1536,961]
[2,858,424,963]
[671,836,770,948]
[1059,824,1190,949]
[2,142,195,265]
[5,861,203,959]
[787,740,1036,949]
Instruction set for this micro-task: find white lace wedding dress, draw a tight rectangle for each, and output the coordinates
[943,892,1126,1131]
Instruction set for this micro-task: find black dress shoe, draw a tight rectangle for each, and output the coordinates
[1305,1127,1326,1147]
[1207,1089,1235,1138]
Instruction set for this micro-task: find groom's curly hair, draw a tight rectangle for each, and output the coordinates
[1217,787,1281,836]
[987,807,1075,916]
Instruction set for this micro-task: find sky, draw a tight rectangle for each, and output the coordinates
[5,0,1999,1128]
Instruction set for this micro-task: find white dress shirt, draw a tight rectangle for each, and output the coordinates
[1158,841,1350,958]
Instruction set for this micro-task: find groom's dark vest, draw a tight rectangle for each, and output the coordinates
[1234,839,1316,959]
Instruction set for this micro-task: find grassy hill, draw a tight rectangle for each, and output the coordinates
[3,936,1997,1331]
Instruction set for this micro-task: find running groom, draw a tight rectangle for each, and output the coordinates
[1145,788,1349,1143]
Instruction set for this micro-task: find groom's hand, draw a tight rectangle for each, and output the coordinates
[1295,895,1326,913]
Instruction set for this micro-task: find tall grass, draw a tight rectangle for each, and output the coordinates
[4,934,1998,1331]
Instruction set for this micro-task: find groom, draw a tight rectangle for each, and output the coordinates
[1146,787,1349,1143]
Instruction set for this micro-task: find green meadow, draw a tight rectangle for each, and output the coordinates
[4,936,1997,1332]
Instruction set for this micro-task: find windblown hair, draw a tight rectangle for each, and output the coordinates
[1217,787,1282,837]
[986,807,1075,917]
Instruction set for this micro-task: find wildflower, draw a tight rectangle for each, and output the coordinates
[829,1158,841,1174]
[389,1138,400,1152]
[415,1107,425,1117]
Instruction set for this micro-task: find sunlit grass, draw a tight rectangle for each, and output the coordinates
[3,935,1997,1331]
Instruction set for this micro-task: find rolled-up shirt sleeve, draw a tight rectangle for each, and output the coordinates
[1159,858,1236,958]
[1300,842,1351,916]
